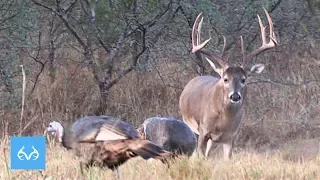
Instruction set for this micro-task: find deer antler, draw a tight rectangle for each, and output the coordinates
[191,13,227,67]
[242,8,278,66]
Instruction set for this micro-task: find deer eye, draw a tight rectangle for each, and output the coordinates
[224,78,228,83]
[241,78,246,83]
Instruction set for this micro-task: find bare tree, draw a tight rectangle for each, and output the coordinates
[32,0,180,114]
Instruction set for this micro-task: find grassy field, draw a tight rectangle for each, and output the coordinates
[1,137,320,180]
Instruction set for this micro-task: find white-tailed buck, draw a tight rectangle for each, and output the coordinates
[179,8,277,160]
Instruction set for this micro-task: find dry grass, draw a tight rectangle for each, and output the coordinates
[0,139,319,180]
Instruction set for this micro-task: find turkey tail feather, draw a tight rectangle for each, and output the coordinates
[129,139,174,161]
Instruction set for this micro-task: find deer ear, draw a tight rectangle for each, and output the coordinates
[249,64,265,75]
[205,57,224,76]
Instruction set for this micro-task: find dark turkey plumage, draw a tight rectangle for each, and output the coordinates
[137,117,197,156]
[45,115,172,177]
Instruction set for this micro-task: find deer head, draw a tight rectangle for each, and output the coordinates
[191,8,277,104]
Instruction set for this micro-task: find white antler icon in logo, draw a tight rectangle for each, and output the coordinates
[17,145,40,160]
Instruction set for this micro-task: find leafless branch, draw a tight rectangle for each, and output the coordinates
[28,32,47,94]
[109,25,128,64]
[235,0,254,32]
[106,24,146,89]
[193,52,206,75]
[32,0,87,49]
[105,66,134,90]
[155,66,183,90]
[65,0,78,13]
[178,5,193,28]
[132,25,147,65]
[143,1,173,28]
[269,0,282,12]
[0,1,20,26]
[106,1,182,91]
[248,78,320,86]
[89,1,111,53]
[79,0,90,16]
[32,0,59,14]
[125,1,173,39]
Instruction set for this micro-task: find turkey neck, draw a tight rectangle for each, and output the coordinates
[61,124,76,150]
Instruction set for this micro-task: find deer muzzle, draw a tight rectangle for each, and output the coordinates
[229,92,241,103]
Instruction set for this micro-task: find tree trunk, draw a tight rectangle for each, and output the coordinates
[96,81,110,115]
[48,39,55,84]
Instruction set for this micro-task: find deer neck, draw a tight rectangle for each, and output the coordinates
[225,102,243,118]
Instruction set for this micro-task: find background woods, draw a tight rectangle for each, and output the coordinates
[0,0,320,151]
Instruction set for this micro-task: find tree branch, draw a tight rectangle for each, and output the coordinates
[105,66,134,89]
[0,1,21,26]
[89,1,111,53]
[65,0,78,13]
[32,0,87,49]
[108,26,128,64]
[142,1,173,28]
[155,66,183,90]
[248,78,320,86]
[106,22,147,89]
[28,32,47,94]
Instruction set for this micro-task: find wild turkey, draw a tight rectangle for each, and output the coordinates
[44,115,172,178]
[44,121,63,143]
[137,117,197,156]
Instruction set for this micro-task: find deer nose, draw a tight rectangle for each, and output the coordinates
[229,93,241,102]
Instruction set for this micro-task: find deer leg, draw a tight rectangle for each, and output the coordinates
[114,167,121,180]
[79,162,85,176]
[222,139,234,160]
[205,139,213,157]
[197,133,208,158]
